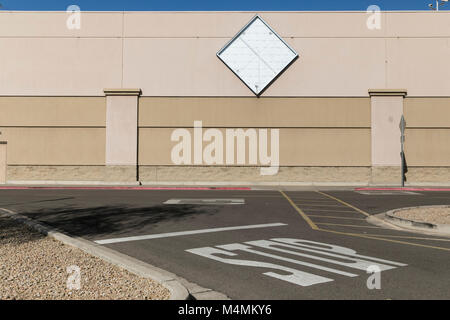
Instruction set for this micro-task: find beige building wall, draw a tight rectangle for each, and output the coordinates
[138,97,370,128]
[138,97,371,182]
[403,98,450,183]
[0,97,106,181]
[0,142,6,184]
[0,11,449,97]
[0,11,449,184]
[139,128,371,166]
[0,97,105,127]
[138,97,371,167]
[404,98,450,167]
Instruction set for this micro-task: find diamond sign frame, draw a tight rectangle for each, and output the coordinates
[217,15,299,97]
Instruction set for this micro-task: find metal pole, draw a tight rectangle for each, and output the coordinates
[401,152,405,187]
[400,115,406,187]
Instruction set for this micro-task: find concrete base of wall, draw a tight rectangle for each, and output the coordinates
[7,165,137,182]
[139,166,371,183]
[5,165,450,185]
[406,167,450,183]
[371,166,402,185]
[7,165,106,181]
[105,165,137,182]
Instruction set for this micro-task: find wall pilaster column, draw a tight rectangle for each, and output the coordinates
[369,89,407,185]
[0,142,6,184]
[104,89,141,182]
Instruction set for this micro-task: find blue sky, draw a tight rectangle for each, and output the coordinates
[0,0,447,11]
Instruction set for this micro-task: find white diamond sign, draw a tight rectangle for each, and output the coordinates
[217,15,298,96]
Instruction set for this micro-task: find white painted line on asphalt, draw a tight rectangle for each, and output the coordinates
[94,223,287,245]
[164,199,245,205]
[187,238,407,287]
[356,191,422,196]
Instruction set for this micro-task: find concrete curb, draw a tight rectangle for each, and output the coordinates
[356,187,450,192]
[5,181,450,189]
[7,181,142,186]
[0,208,228,300]
[6,179,450,188]
[384,206,450,235]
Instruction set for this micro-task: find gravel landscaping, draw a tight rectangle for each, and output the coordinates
[0,217,170,300]
[393,206,450,225]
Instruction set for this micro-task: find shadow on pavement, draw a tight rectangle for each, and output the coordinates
[19,205,217,239]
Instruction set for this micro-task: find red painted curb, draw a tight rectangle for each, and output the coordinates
[355,187,450,192]
[0,186,252,191]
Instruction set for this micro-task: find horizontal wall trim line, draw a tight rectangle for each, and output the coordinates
[6,165,373,168]
[402,166,450,168]
[139,96,372,98]
[0,95,372,98]
[137,165,372,168]
[0,126,106,129]
[0,94,450,98]
[0,95,106,98]
[0,95,447,98]
[1,10,448,13]
[405,127,450,129]
[1,36,449,40]
[7,165,105,167]
[138,126,371,129]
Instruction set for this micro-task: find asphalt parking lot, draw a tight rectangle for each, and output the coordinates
[1,188,449,299]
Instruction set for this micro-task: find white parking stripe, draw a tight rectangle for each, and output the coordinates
[164,199,245,205]
[94,223,287,245]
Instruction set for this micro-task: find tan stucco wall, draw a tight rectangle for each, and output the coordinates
[139,127,370,166]
[0,12,449,184]
[0,11,449,97]
[0,143,6,184]
[404,129,450,167]
[0,97,106,167]
[138,97,371,167]
[404,98,450,167]
[0,128,105,165]
[0,38,123,96]
[139,97,370,128]
[404,98,450,128]
[0,97,105,126]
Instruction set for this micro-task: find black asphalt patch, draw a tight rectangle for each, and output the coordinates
[1,189,449,299]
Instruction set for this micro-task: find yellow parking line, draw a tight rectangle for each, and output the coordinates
[319,228,450,252]
[297,208,356,213]
[288,199,336,203]
[307,215,366,221]
[241,195,283,198]
[316,191,370,217]
[282,191,450,251]
[288,197,335,200]
[348,233,450,242]
[315,223,383,229]
[280,191,319,230]
[295,204,348,208]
